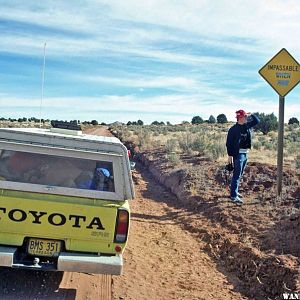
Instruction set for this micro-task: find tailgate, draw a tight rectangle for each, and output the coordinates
[0,191,128,254]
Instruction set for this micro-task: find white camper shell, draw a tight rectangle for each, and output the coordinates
[0,127,135,201]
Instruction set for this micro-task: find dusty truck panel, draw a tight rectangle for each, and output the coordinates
[0,126,134,274]
[0,127,134,201]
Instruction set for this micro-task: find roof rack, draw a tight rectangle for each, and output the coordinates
[51,121,81,131]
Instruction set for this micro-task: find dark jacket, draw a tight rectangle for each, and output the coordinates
[226,114,260,158]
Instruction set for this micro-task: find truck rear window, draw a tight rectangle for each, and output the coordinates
[0,150,115,192]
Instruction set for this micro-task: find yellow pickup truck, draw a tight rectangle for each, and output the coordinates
[0,123,134,275]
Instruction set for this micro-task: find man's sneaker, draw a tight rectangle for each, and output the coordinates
[230,196,244,205]
[237,192,243,198]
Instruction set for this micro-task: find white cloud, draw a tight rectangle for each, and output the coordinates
[3,1,300,56]
[0,2,93,32]
[0,33,245,71]
[77,75,199,90]
[1,0,300,124]
[1,93,298,124]
[98,0,300,51]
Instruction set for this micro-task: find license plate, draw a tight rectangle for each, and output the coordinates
[27,238,61,257]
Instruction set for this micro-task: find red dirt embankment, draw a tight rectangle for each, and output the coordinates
[131,148,300,300]
[113,165,246,300]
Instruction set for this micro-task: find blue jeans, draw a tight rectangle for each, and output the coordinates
[230,153,248,198]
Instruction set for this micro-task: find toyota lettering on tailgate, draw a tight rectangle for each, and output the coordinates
[0,207,105,230]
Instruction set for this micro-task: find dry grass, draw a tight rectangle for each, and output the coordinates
[2,121,299,169]
[111,123,300,169]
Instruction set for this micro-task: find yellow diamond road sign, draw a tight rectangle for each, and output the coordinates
[259,48,300,97]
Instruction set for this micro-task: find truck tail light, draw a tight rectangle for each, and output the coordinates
[114,209,129,243]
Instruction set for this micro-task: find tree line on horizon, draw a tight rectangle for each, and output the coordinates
[192,113,299,135]
[0,117,105,126]
[1,113,299,135]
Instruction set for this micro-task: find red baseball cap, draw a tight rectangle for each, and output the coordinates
[235,109,249,118]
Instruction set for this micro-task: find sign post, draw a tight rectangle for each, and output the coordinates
[277,96,285,197]
[259,48,300,198]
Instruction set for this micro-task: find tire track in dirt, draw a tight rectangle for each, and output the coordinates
[112,164,246,300]
[0,268,111,299]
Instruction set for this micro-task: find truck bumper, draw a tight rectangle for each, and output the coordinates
[0,246,123,275]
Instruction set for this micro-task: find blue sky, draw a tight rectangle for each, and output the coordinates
[1,0,300,124]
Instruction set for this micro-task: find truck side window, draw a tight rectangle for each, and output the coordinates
[0,149,115,192]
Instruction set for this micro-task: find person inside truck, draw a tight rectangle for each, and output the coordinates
[90,167,111,191]
[0,149,115,192]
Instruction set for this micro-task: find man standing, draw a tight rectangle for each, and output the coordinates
[226,110,260,205]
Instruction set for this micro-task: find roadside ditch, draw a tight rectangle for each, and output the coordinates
[129,145,300,300]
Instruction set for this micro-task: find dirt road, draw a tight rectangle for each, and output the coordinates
[112,164,245,300]
[0,268,111,299]
[0,163,245,300]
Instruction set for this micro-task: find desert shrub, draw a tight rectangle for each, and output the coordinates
[260,139,269,148]
[191,116,204,124]
[258,136,267,143]
[253,141,262,150]
[161,126,169,135]
[181,121,190,125]
[91,120,98,125]
[151,121,165,126]
[207,141,226,160]
[287,141,300,156]
[184,132,227,160]
[137,130,152,149]
[255,112,278,135]
[295,155,300,169]
[220,127,230,133]
[217,114,228,124]
[268,131,277,139]
[264,141,276,150]
[131,125,146,136]
[186,148,194,156]
[288,117,299,125]
[286,131,300,143]
[208,115,216,124]
[165,139,178,153]
[178,132,193,152]
[191,135,207,154]
[190,126,200,134]
[18,117,28,123]
[288,124,300,133]
[116,128,131,141]
[166,152,180,165]
[120,130,132,140]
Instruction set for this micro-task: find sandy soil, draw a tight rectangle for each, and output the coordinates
[113,166,246,300]
[132,147,300,299]
[83,126,114,137]
[0,268,111,299]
